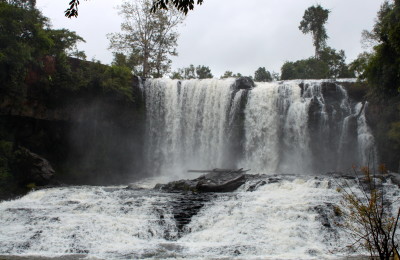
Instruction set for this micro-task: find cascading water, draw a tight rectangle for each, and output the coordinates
[144,78,376,175]
[144,78,237,176]
[1,175,399,259]
[0,78,388,260]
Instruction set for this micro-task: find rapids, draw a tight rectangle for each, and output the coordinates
[1,175,399,259]
[0,78,392,259]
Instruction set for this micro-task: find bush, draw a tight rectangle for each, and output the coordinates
[337,165,400,260]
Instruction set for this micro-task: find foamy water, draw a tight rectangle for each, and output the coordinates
[1,175,398,259]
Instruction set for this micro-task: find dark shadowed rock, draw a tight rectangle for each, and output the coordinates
[196,172,246,192]
[155,171,247,193]
[14,148,55,186]
[233,77,255,90]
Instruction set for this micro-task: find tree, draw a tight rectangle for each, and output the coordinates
[337,165,400,260]
[0,1,52,90]
[319,47,354,78]
[108,0,184,78]
[46,29,85,57]
[254,67,272,82]
[280,47,354,80]
[111,52,138,72]
[281,58,329,80]
[65,0,203,18]
[349,52,372,79]
[170,64,213,79]
[299,5,330,59]
[362,0,400,98]
[195,65,213,79]
[220,71,233,79]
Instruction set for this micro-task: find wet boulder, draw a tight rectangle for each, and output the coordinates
[155,170,247,193]
[233,77,255,90]
[14,147,55,186]
[196,171,246,192]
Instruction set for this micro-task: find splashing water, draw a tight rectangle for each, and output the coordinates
[144,79,375,175]
[2,175,398,259]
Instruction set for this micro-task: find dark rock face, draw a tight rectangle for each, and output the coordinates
[196,172,246,192]
[233,77,255,90]
[14,147,55,186]
[155,171,247,193]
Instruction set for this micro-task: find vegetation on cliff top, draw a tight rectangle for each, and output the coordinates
[0,0,143,197]
[356,0,400,172]
[281,4,354,80]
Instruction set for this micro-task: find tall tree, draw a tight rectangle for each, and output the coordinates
[299,5,330,59]
[254,67,272,82]
[108,0,184,78]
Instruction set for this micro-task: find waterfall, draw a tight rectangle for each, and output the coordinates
[144,78,238,176]
[356,102,378,166]
[144,78,377,175]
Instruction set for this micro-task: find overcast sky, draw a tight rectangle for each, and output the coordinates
[36,0,382,78]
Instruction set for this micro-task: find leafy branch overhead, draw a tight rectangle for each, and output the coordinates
[65,0,203,18]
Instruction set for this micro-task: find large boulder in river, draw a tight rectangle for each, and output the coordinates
[155,171,246,193]
[14,147,55,186]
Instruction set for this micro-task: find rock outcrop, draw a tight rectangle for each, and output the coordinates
[14,147,55,186]
[155,170,247,193]
[233,77,255,90]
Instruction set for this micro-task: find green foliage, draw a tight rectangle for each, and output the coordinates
[254,67,272,82]
[171,64,213,79]
[281,47,354,80]
[349,52,372,79]
[108,0,184,77]
[103,65,134,101]
[0,1,51,92]
[281,58,329,80]
[362,0,400,99]
[299,4,330,58]
[112,52,138,73]
[46,29,85,57]
[196,65,213,79]
[220,71,233,79]
[0,1,88,101]
[337,165,400,260]
[220,71,244,79]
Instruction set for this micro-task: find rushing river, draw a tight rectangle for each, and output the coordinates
[1,174,399,259]
[0,78,394,259]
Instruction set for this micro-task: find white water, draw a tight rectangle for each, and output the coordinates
[356,102,378,166]
[145,78,373,175]
[145,78,235,176]
[0,78,384,259]
[2,175,398,259]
